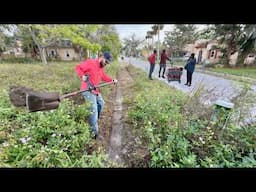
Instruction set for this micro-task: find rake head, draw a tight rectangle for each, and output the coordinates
[26,91,60,112]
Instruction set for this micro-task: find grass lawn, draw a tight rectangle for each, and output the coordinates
[209,67,256,79]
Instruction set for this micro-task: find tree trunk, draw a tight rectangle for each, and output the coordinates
[237,50,249,66]
[157,25,160,62]
[35,45,47,65]
[29,27,47,65]
[79,47,84,61]
[226,46,232,67]
[226,32,236,67]
[41,47,47,65]
[152,36,154,51]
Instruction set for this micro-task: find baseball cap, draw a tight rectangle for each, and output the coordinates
[103,52,112,64]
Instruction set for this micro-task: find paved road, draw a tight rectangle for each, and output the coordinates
[122,57,256,125]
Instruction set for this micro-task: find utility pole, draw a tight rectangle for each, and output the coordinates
[157,24,160,63]
[129,47,131,64]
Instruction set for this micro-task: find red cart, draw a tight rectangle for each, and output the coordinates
[167,67,183,83]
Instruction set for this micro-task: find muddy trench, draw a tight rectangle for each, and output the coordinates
[100,62,150,167]
[108,65,125,165]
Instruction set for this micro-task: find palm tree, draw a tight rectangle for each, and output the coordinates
[146,31,153,52]
[123,33,144,57]
[152,24,164,61]
[147,31,155,50]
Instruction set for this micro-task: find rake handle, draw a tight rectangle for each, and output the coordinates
[60,81,115,100]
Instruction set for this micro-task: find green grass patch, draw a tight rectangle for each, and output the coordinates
[209,67,256,79]
[0,61,119,167]
[126,64,256,168]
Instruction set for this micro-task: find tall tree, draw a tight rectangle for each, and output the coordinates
[58,25,101,60]
[123,33,144,57]
[16,25,63,64]
[0,32,6,54]
[152,24,164,61]
[146,31,155,50]
[194,25,215,40]
[212,24,244,66]
[15,26,38,58]
[0,25,16,54]
[16,24,102,64]
[164,24,197,56]
[238,24,256,65]
[145,34,152,49]
[95,25,122,59]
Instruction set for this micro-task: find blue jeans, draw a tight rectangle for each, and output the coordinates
[149,63,155,79]
[82,91,105,136]
[159,63,166,76]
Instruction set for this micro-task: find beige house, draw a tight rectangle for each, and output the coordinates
[1,40,30,58]
[243,53,256,65]
[46,39,80,61]
[183,39,222,64]
[183,39,256,66]
[1,39,81,61]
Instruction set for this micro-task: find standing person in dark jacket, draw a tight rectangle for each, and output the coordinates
[159,49,171,78]
[185,53,196,86]
[148,50,157,80]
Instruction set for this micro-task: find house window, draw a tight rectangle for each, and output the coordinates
[50,50,56,57]
[210,50,215,58]
[66,41,71,47]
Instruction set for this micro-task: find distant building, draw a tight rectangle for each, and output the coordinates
[1,40,29,58]
[1,39,81,61]
[183,39,223,64]
[46,39,80,61]
[183,39,256,66]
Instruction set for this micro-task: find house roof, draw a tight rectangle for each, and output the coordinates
[45,39,73,48]
[194,39,209,48]
[183,44,194,52]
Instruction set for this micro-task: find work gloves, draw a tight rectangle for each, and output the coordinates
[82,75,89,82]
[82,75,95,91]
[113,79,118,84]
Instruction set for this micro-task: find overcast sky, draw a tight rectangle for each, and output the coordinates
[115,24,208,43]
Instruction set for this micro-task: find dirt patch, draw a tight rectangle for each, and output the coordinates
[97,105,114,150]
[107,63,150,167]
[108,68,124,165]
[93,85,116,154]
[69,94,85,105]
[119,64,150,167]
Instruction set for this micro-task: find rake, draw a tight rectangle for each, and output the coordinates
[26,81,114,112]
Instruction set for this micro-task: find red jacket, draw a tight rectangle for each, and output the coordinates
[148,53,156,64]
[75,59,113,95]
[160,53,170,64]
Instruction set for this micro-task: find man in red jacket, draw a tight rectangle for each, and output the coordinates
[75,53,117,140]
[148,50,157,80]
[159,49,171,78]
